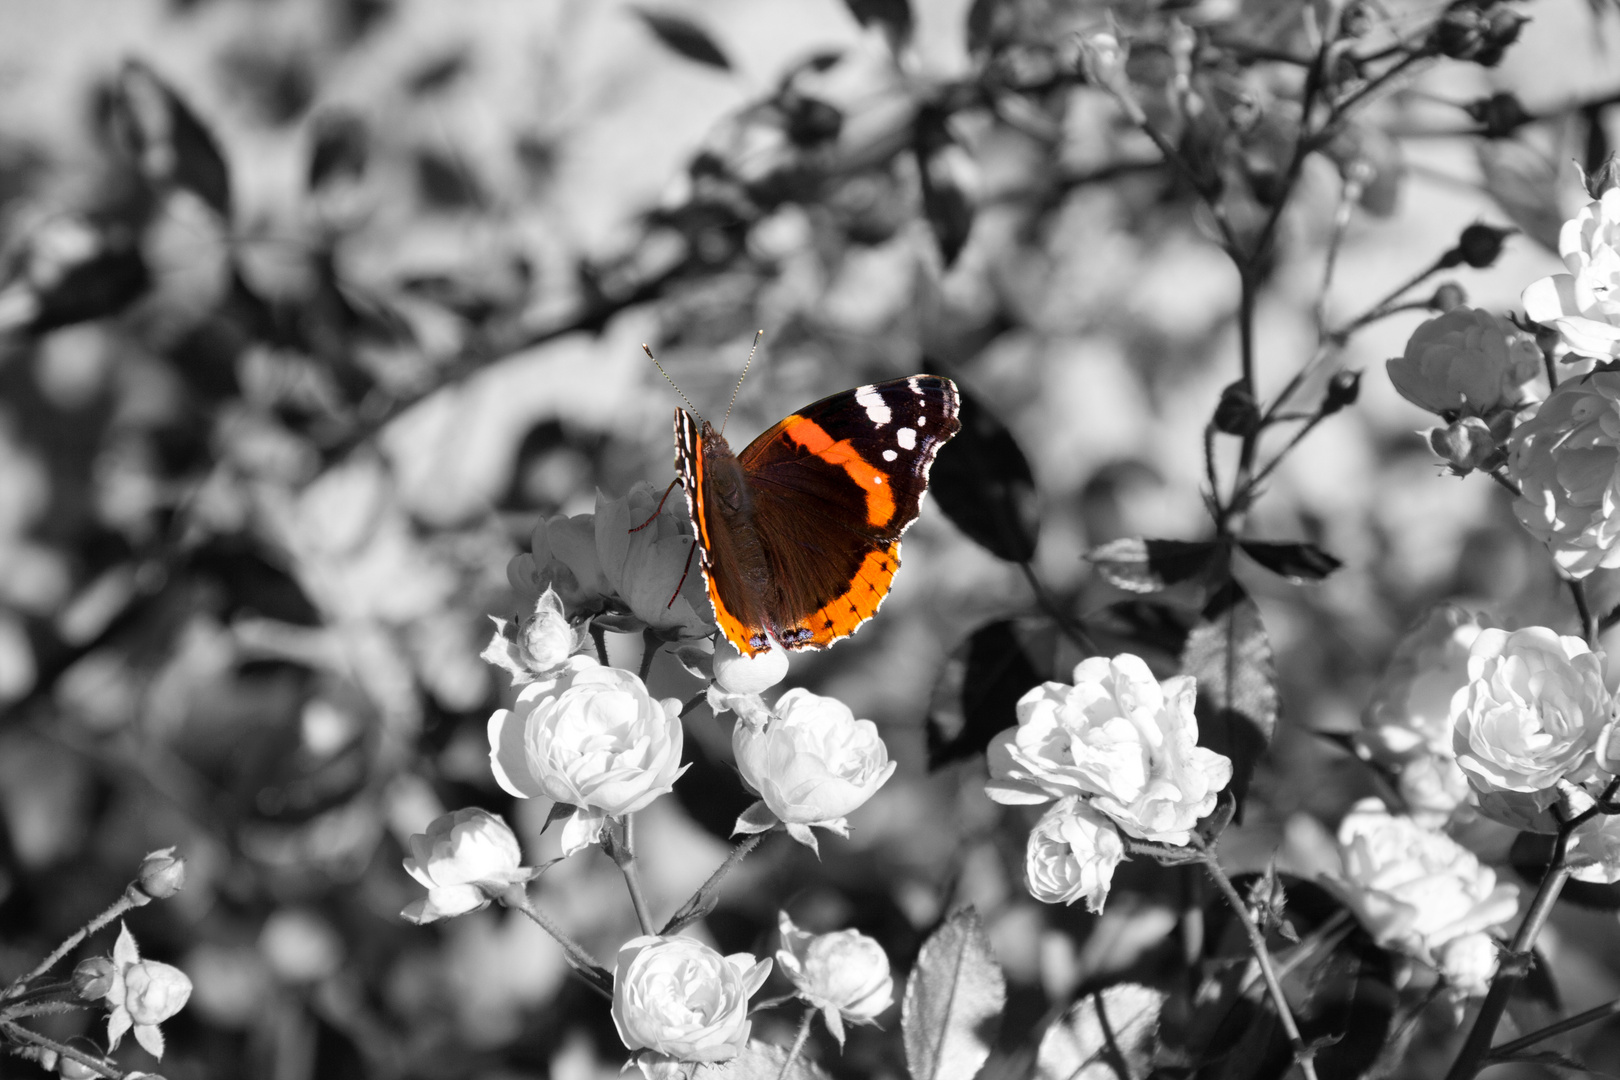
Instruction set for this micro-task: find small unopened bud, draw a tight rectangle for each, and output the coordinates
[73,956,117,1001]
[1322,369,1362,415]
[1583,154,1620,200]
[1429,416,1502,474]
[1465,91,1531,139]
[1429,2,1528,68]
[1213,380,1261,437]
[1430,282,1468,311]
[1456,223,1515,268]
[135,847,186,901]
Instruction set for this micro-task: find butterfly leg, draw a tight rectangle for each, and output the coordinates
[666,538,698,609]
[630,478,681,533]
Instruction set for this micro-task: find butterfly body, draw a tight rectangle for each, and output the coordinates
[674,375,961,657]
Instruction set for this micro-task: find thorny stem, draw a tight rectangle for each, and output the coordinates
[661,833,765,935]
[615,815,658,937]
[775,1010,816,1080]
[1,1022,124,1079]
[1195,841,1321,1080]
[1570,579,1598,647]
[639,628,660,682]
[503,891,613,999]
[1487,469,1521,497]
[2,894,138,1001]
[589,624,608,666]
[1018,560,1097,654]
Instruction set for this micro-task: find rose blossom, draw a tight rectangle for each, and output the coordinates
[1356,605,1490,824]
[611,935,771,1078]
[1386,307,1541,416]
[400,808,539,924]
[1449,628,1610,819]
[776,912,893,1045]
[105,923,192,1058]
[986,654,1232,845]
[489,657,687,854]
[1436,932,1500,998]
[1509,371,1620,577]
[1024,796,1125,913]
[732,688,896,853]
[1523,190,1620,359]
[480,587,584,684]
[1324,799,1518,970]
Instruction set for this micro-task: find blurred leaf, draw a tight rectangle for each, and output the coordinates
[845,0,914,47]
[1088,538,1222,593]
[916,109,974,266]
[1511,832,1620,909]
[1085,600,1196,672]
[631,8,732,70]
[1035,983,1165,1080]
[1180,581,1277,815]
[929,388,1038,562]
[710,1041,834,1079]
[414,148,486,210]
[28,240,150,334]
[308,111,369,191]
[406,49,471,96]
[1477,140,1565,255]
[116,61,233,218]
[903,907,1006,1080]
[927,619,1045,770]
[1238,541,1342,584]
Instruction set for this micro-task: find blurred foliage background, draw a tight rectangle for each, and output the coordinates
[4,0,1620,1076]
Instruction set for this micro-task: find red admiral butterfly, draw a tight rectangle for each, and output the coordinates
[660,363,962,658]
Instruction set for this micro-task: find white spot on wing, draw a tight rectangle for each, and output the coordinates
[917,415,927,427]
[883,449,898,461]
[907,376,924,396]
[856,385,891,426]
[897,427,917,449]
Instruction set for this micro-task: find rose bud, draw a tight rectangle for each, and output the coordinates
[1024,796,1125,912]
[776,912,894,1045]
[73,956,117,1001]
[135,848,185,902]
[401,808,541,924]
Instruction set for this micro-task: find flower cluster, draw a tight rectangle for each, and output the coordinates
[1324,799,1518,996]
[986,654,1233,912]
[1355,605,1488,825]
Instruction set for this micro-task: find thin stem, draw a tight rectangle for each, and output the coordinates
[1246,414,1328,495]
[503,891,613,999]
[775,1010,816,1080]
[3,894,138,1000]
[1490,995,1620,1059]
[0,1021,124,1079]
[1195,841,1320,1080]
[1487,469,1522,497]
[616,815,658,937]
[589,624,608,666]
[639,628,660,682]
[661,833,765,934]
[1571,579,1598,647]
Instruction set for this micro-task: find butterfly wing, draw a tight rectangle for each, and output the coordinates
[735,375,961,650]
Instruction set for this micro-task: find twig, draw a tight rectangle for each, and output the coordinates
[660,832,765,935]
[639,628,660,682]
[1571,579,1599,647]
[775,1010,816,1080]
[1195,840,1321,1080]
[1017,560,1097,654]
[1490,995,1620,1059]
[614,814,658,937]
[503,891,613,998]
[590,624,608,666]
[0,1022,124,1079]
[2,894,138,1001]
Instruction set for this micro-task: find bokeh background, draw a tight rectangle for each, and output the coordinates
[3,0,1620,1076]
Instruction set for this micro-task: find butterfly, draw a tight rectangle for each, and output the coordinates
[665,372,962,658]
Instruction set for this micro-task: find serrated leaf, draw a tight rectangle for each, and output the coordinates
[708,1039,835,1079]
[631,8,732,70]
[1238,541,1342,584]
[1179,581,1277,814]
[1036,984,1166,1080]
[1088,538,1222,593]
[929,389,1039,562]
[927,619,1046,770]
[903,907,1006,1080]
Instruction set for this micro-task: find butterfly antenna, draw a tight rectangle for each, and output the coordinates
[720,329,764,437]
[643,343,703,421]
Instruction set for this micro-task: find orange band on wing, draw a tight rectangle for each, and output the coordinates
[791,542,900,649]
[782,416,895,528]
[708,573,765,657]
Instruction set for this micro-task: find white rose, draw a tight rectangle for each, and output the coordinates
[732,688,896,853]
[1569,813,1620,884]
[611,935,771,1074]
[1436,931,1500,998]
[1450,628,1610,819]
[1356,605,1491,825]
[1324,799,1519,965]
[986,654,1232,845]
[1509,371,1620,576]
[775,912,893,1045]
[488,657,687,854]
[1386,307,1541,415]
[1523,190,1620,359]
[400,808,538,924]
[1024,796,1125,913]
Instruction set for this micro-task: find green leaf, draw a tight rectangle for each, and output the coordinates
[1238,541,1342,584]
[902,907,1006,1080]
[1035,984,1166,1080]
[1179,581,1278,814]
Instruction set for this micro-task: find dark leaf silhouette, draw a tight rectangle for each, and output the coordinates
[927,619,1046,770]
[631,8,733,71]
[844,0,914,47]
[1088,537,1223,593]
[1239,540,1342,584]
[1180,581,1278,814]
[116,61,233,217]
[1085,600,1197,673]
[929,388,1038,562]
[308,111,369,190]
